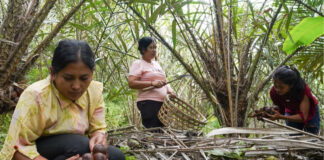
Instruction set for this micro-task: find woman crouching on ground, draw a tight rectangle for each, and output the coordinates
[0,40,125,160]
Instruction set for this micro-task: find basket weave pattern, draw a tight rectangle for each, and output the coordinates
[158,96,207,131]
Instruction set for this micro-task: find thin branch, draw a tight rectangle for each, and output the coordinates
[24,0,39,20]
[170,13,205,84]
[294,0,324,17]
[246,2,284,91]
[102,46,139,59]
[262,117,324,140]
[259,0,268,12]
[169,6,216,95]
[0,38,18,46]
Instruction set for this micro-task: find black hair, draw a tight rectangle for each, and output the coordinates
[273,66,306,101]
[52,39,95,74]
[138,37,155,55]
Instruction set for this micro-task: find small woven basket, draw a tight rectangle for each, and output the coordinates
[158,95,207,131]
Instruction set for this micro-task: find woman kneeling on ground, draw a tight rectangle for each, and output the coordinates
[267,66,320,135]
[0,40,125,160]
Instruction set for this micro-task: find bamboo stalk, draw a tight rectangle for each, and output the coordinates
[214,0,234,127]
[227,0,234,127]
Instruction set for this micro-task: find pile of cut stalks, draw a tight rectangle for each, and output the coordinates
[107,124,324,160]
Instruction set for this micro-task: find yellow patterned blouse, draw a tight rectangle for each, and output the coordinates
[0,76,107,160]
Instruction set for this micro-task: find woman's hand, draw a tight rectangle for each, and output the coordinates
[89,132,108,152]
[152,80,166,88]
[266,109,282,121]
[168,92,176,98]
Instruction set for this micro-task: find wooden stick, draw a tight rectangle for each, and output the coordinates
[108,127,163,136]
[142,85,155,91]
[161,128,187,148]
[107,125,135,133]
[129,146,228,153]
[166,128,188,148]
[262,117,324,140]
[0,38,18,45]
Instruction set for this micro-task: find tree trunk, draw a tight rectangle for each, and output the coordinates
[0,0,85,113]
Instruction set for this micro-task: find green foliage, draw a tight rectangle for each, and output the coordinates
[105,99,130,128]
[120,146,137,160]
[0,113,12,149]
[283,16,324,54]
[294,45,324,83]
[26,62,50,85]
[202,116,221,135]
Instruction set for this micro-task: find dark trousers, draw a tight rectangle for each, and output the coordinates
[35,134,125,160]
[137,100,164,128]
[285,105,321,135]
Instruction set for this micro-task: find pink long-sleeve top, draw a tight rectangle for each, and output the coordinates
[129,59,173,102]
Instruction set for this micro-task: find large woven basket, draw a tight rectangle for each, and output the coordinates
[158,95,207,131]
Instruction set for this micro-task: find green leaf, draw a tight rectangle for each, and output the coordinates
[117,33,127,52]
[276,15,286,37]
[247,0,255,20]
[134,21,139,39]
[145,7,150,25]
[148,3,167,25]
[172,19,177,49]
[68,22,89,31]
[283,17,324,54]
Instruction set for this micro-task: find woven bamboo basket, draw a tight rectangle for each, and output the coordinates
[158,95,207,131]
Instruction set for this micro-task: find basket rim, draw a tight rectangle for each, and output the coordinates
[163,95,207,124]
